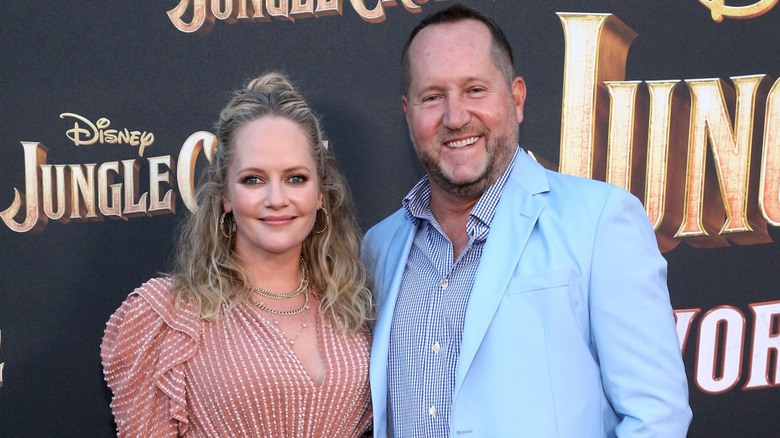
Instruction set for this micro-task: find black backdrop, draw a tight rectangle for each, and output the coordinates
[0,1,778,436]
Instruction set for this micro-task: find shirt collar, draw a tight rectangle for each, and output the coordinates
[402,146,520,234]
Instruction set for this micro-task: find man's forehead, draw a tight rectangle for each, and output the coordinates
[409,19,492,54]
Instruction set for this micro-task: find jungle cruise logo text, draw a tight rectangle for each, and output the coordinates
[0,114,217,234]
[166,0,779,33]
[167,0,448,32]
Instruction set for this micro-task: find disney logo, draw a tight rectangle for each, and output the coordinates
[699,0,778,22]
[60,112,155,157]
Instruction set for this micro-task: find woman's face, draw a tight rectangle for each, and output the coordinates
[222,116,323,264]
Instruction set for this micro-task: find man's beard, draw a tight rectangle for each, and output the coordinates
[417,129,516,199]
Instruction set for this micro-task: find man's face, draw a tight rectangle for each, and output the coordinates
[403,19,526,200]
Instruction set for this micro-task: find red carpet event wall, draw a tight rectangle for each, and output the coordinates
[0,1,778,436]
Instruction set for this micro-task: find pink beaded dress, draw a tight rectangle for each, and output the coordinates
[101,277,372,437]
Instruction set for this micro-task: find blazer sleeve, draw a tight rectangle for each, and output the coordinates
[588,189,692,437]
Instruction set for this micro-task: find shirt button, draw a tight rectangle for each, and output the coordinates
[429,405,437,417]
[432,342,441,353]
[439,278,448,289]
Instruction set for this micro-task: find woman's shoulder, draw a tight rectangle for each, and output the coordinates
[102,277,200,351]
[128,277,196,324]
[122,277,175,311]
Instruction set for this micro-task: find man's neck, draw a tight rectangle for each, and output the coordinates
[429,184,482,260]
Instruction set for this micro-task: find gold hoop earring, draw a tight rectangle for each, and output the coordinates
[220,212,236,238]
[312,209,330,234]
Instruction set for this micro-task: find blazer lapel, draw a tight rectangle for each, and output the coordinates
[453,150,549,399]
[370,216,416,436]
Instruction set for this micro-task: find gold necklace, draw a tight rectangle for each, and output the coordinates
[267,311,309,345]
[252,258,309,299]
[250,289,312,345]
[250,288,310,316]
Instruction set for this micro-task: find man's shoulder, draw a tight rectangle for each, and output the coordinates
[545,167,616,191]
[362,208,413,276]
[366,208,410,237]
[540,167,634,206]
[509,148,626,204]
[526,168,654,237]
[364,208,412,253]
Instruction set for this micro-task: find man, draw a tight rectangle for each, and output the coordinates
[362,4,692,437]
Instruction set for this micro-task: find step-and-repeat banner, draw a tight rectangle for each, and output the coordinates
[1,1,778,436]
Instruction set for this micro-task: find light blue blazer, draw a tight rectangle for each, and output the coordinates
[362,149,692,437]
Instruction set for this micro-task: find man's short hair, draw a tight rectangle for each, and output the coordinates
[401,3,516,95]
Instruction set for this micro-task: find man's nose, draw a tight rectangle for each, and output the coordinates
[443,95,470,129]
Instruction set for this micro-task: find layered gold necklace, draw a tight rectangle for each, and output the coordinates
[249,258,310,315]
[249,258,312,345]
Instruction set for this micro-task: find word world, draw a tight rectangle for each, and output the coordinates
[675,301,780,394]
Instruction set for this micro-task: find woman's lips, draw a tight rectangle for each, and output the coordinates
[260,216,295,226]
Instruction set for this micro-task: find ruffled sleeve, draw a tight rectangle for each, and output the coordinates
[101,278,201,437]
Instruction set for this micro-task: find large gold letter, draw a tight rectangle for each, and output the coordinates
[315,0,341,16]
[268,0,293,20]
[604,81,647,196]
[760,77,780,225]
[98,161,123,219]
[291,0,315,17]
[69,164,98,220]
[177,132,218,212]
[680,76,771,246]
[350,0,385,23]
[212,0,236,20]
[238,0,267,20]
[558,13,636,180]
[41,164,71,222]
[122,160,148,217]
[149,155,176,215]
[168,0,215,33]
[0,142,47,233]
[644,81,690,252]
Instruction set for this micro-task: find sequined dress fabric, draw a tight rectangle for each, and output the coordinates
[101,277,372,437]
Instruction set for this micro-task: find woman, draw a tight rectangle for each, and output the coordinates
[101,72,373,437]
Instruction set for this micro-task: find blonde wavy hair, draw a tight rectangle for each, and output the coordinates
[170,72,374,333]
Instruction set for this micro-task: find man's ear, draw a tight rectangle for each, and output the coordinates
[511,76,527,124]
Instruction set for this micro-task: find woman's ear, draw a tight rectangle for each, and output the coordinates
[222,193,232,214]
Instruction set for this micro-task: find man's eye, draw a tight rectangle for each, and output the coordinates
[422,95,440,103]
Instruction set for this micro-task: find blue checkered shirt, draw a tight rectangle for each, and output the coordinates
[387,147,519,438]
